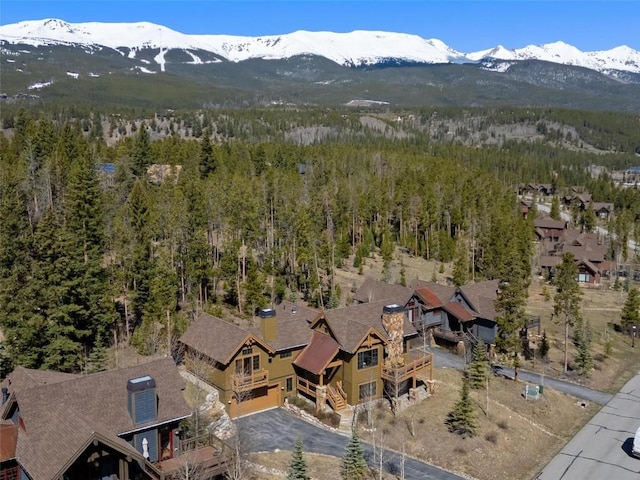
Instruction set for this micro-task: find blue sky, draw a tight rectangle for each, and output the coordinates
[1,1,638,52]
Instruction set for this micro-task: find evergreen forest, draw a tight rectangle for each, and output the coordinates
[1,105,640,374]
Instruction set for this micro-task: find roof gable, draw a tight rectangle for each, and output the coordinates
[179,312,275,364]
[293,331,340,375]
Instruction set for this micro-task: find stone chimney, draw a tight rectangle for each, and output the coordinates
[382,304,405,367]
[259,308,277,342]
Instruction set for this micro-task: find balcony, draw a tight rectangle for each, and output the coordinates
[381,353,433,383]
[145,433,230,480]
[231,368,269,392]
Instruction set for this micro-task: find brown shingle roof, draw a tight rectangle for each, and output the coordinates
[352,277,412,304]
[443,302,475,322]
[321,300,417,353]
[534,217,568,230]
[16,404,144,480]
[179,312,273,364]
[7,357,190,436]
[293,331,340,375]
[3,358,188,480]
[250,301,321,351]
[459,280,499,320]
[0,366,78,393]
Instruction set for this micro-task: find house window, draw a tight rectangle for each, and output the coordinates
[0,466,19,480]
[359,381,377,401]
[357,348,378,370]
[280,351,292,359]
[241,347,253,355]
[235,354,260,375]
[285,377,293,392]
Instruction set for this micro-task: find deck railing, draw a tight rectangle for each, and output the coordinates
[381,353,432,382]
[231,368,269,392]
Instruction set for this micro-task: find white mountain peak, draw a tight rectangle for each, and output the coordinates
[0,18,639,74]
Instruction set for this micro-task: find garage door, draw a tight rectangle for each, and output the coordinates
[229,384,280,418]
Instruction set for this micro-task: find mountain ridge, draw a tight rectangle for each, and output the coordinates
[1,18,639,75]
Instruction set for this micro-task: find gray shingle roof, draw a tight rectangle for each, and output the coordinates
[352,277,413,304]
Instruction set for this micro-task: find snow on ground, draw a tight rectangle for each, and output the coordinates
[184,49,202,64]
[28,80,53,90]
[133,65,156,74]
[480,61,512,73]
[88,72,100,77]
[153,48,166,72]
[66,71,79,78]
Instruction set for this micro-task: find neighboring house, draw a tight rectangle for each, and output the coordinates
[354,278,499,350]
[179,300,433,418]
[410,279,500,347]
[537,229,613,284]
[0,358,228,480]
[590,202,614,219]
[519,200,532,218]
[534,217,569,242]
[179,301,320,418]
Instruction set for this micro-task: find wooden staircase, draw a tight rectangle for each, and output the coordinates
[327,384,347,411]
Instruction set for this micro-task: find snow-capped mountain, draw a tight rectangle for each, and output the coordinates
[1,18,639,75]
[467,41,640,75]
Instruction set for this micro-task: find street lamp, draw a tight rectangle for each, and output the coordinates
[633,325,637,348]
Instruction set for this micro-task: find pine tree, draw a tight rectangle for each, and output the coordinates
[86,333,108,374]
[446,376,477,438]
[199,130,216,178]
[467,340,489,389]
[574,321,594,378]
[553,252,582,374]
[132,123,151,178]
[286,437,310,480]
[452,236,468,287]
[539,330,550,362]
[621,287,640,331]
[341,429,368,480]
[550,196,561,220]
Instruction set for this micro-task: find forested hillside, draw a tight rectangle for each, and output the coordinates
[1,106,640,375]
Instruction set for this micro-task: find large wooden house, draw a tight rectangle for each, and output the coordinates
[0,358,229,480]
[179,300,433,418]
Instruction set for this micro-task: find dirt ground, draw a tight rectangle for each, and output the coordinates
[246,367,597,480]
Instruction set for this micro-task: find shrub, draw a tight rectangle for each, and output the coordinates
[497,419,509,430]
[485,431,499,444]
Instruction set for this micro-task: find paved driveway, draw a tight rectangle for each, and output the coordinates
[535,371,640,479]
[240,408,465,480]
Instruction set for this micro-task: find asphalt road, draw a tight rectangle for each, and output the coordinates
[535,371,640,480]
[240,408,466,480]
[423,345,613,405]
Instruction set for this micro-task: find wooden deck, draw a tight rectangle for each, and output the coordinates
[144,433,229,480]
[381,353,433,383]
[155,445,227,476]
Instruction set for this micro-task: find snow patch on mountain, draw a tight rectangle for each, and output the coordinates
[28,80,53,90]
